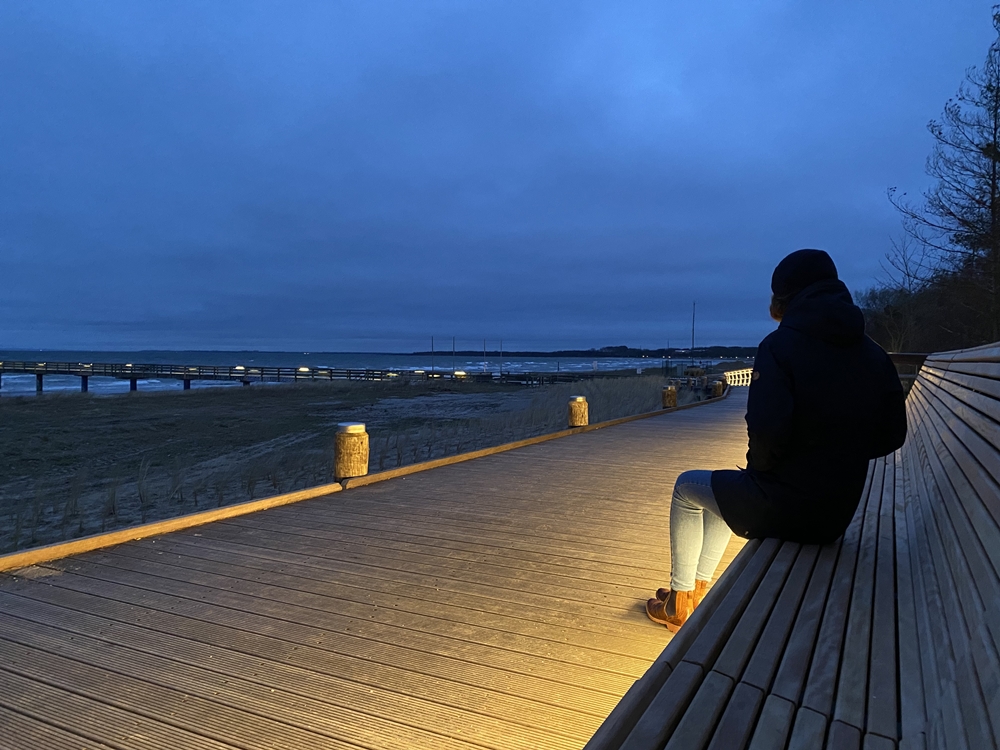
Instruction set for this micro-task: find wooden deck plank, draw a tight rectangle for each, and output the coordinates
[0,706,118,750]
[0,586,602,731]
[2,573,619,717]
[107,535,670,642]
[88,544,668,657]
[0,666,243,750]
[0,390,753,750]
[0,638,377,750]
[0,613,548,750]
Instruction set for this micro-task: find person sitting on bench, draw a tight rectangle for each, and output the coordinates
[646,249,907,632]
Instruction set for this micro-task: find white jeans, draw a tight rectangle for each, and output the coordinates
[669,470,733,591]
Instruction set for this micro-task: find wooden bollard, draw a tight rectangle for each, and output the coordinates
[662,385,677,409]
[568,396,589,427]
[712,380,725,398]
[335,422,369,480]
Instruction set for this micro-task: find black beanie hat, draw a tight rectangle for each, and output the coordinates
[771,249,838,299]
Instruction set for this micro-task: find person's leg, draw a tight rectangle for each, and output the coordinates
[695,497,733,585]
[650,469,734,630]
[668,470,731,590]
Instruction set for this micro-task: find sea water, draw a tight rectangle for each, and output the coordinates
[0,349,746,396]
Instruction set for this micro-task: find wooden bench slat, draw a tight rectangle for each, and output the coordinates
[583,538,763,750]
[912,380,1000,572]
[901,457,947,741]
[925,344,1000,363]
[919,365,1000,408]
[901,456,975,750]
[677,537,783,670]
[788,706,830,750]
[907,493,991,750]
[705,682,765,750]
[747,694,797,750]
[802,459,885,721]
[618,661,704,750]
[711,542,801,679]
[862,732,897,750]
[831,457,887,731]
[903,404,1000,750]
[866,456,900,740]
[893,450,927,745]
[907,391,1000,663]
[739,545,819,693]
[826,719,863,749]
[663,670,735,750]
[928,359,1000,380]
[768,543,841,704]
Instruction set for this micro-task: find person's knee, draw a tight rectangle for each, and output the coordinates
[675,470,701,486]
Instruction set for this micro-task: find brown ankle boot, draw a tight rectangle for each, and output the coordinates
[694,579,710,609]
[646,589,695,633]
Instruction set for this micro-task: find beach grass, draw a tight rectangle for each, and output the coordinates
[0,375,703,553]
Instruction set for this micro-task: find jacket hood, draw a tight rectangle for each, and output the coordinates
[779,278,865,346]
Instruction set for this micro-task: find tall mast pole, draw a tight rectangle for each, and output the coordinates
[691,302,696,368]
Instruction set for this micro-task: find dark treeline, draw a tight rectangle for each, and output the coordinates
[860,8,1000,354]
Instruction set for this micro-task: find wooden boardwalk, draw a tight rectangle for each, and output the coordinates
[0,391,749,750]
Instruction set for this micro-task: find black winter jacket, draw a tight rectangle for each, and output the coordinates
[711,279,907,544]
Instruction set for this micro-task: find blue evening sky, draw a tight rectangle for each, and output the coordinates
[0,1,993,351]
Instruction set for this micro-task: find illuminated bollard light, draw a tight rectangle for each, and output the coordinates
[568,396,589,428]
[662,385,677,409]
[712,380,725,398]
[335,422,369,480]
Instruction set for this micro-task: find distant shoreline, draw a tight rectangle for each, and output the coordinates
[2,345,758,359]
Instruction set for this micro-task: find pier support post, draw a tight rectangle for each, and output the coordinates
[712,380,725,398]
[568,396,589,427]
[36,373,43,393]
[183,379,191,390]
[335,423,369,480]
[129,378,137,392]
[80,376,88,393]
[662,385,677,409]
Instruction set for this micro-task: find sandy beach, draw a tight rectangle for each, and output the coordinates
[0,374,709,553]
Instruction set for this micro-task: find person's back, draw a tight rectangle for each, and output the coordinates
[713,251,906,544]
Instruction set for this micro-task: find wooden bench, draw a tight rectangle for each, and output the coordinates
[586,344,1000,750]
